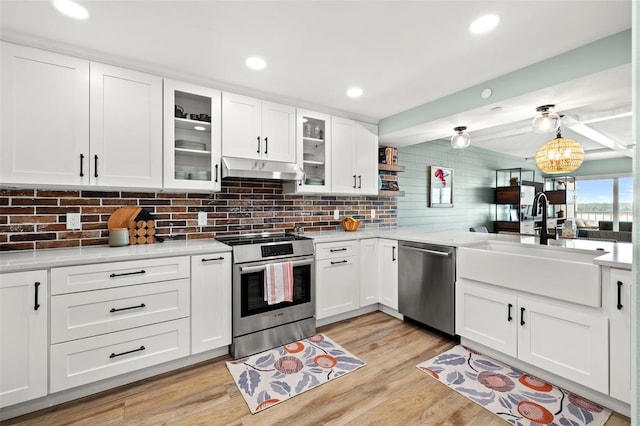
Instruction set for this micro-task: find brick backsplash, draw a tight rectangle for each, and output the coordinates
[0,178,397,251]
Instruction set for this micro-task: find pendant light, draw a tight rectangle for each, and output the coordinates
[451,126,470,148]
[531,104,561,134]
[535,127,584,174]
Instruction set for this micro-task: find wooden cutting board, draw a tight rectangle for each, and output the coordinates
[107,206,141,230]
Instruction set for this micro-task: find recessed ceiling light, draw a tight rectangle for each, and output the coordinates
[469,14,499,34]
[194,126,206,131]
[53,0,89,20]
[346,87,363,98]
[245,56,267,71]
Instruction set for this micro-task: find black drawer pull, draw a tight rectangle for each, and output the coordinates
[256,136,261,153]
[79,154,85,177]
[264,137,268,154]
[617,281,623,310]
[520,307,526,326]
[110,303,145,313]
[392,246,396,261]
[34,281,41,311]
[358,175,362,189]
[353,175,357,188]
[109,270,146,278]
[330,260,348,265]
[109,345,145,359]
[329,248,347,252]
[215,164,219,183]
[507,303,512,321]
[202,256,225,262]
[94,154,99,178]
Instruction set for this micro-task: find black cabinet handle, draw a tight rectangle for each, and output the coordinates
[358,175,362,189]
[353,175,357,188]
[329,248,347,252]
[109,345,145,359]
[94,155,98,178]
[110,303,145,313]
[256,136,261,153]
[392,246,396,261]
[215,164,219,183]
[80,154,85,177]
[617,281,623,310]
[109,270,146,278]
[264,137,268,154]
[520,307,526,326]
[330,260,348,265]
[34,281,41,311]
[202,256,224,262]
[507,303,513,321]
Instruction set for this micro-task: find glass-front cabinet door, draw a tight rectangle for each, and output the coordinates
[285,109,331,194]
[163,79,221,191]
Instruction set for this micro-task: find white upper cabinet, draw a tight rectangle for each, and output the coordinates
[90,63,162,188]
[222,92,295,163]
[163,79,222,191]
[1,42,89,186]
[330,116,378,195]
[1,42,163,189]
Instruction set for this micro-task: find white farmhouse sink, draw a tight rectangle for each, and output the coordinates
[457,241,605,307]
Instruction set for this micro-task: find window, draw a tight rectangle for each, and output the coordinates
[576,176,632,230]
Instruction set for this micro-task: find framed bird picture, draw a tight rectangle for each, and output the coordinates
[429,166,453,208]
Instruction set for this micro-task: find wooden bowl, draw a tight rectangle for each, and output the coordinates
[340,218,362,232]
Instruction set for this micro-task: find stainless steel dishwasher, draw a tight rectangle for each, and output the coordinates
[398,241,456,336]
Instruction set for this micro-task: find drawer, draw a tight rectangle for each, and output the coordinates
[315,240,360,260]
[51,279,190,344]
[50,318,190,392]
[51,256,190,295]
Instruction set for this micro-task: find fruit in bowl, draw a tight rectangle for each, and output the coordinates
[340,216,362,232]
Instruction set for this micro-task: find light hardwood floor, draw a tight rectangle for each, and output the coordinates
[6,312,631,425]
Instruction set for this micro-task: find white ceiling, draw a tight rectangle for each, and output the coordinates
[0,0,633,161]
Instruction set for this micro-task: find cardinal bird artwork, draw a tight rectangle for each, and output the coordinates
[429,166,453,207]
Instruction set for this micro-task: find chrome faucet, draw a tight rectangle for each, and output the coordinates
[532,192,553,245]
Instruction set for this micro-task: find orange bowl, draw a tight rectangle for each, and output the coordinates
[340,218,362,232]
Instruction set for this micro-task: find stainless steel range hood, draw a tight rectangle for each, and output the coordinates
[222,157,304,181]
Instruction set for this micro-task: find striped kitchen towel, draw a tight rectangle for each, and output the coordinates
[264,261,294,304]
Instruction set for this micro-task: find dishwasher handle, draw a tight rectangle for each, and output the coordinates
[402,245,451,257]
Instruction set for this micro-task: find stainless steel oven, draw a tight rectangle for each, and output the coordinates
[216,233,315,359]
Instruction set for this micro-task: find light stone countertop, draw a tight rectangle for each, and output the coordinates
[0,239,231,273]
[0,227,632,273]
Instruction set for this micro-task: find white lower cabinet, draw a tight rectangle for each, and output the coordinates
[359,239,379,307]
[50,318,190,392]
[378,239,398,310]
[456,279,608,394]
[191,253,232,354]
[0,270,48,408]
[606,267,631,404]
[50,256,193,392]
[316,241,360,319]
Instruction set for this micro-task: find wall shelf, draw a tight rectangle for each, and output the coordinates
[378,163,405,172]
[378,190,405,197]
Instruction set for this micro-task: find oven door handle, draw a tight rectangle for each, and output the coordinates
[240,258,313,274]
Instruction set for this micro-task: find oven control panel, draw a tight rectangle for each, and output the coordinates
[261,243,294,258]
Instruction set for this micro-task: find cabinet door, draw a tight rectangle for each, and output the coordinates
[316,256,359,319]
[90,63,162,188]
[222,92,262,160]
[356,122,379,195]
[455,279,517,357]
[359,239,379,307]
[0,270,48,408]
[378,239,398,309]
[330,116,356,194]
[1,42,89,186]
[163,79,222,191]
[517,296,608,394]
[261,100,296,163]
[608,268,631,403]
[191,253,232,354]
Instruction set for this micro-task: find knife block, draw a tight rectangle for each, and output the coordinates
[128,220,156,245]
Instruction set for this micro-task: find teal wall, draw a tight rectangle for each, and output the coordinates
[397,139,534,231]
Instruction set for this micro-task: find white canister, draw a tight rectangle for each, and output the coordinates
[109,228,129,247]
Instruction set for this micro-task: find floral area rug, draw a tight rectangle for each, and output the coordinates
[226,334,366,414]
[417,345,611,426]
